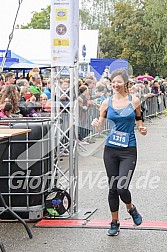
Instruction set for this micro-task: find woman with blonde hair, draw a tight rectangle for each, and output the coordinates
[28,67,40,84]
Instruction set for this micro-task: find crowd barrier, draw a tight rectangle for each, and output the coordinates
[142,95,167,119]
[78,95,167,139]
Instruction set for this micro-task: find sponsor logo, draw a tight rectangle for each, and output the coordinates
[56,24,67,35]
[55,8,67,21]
[57,11,66,17]
[53,38,70,46]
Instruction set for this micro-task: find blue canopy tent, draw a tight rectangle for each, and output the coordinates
[10,52,50,69]
[11,52,33,64]
[4,61,50,69]
[0,50,50,78]
[0,50,50,70]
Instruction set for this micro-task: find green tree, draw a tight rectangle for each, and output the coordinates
[79,9,95,30]
[143,0,167,75]
[80,0,117,29]
[21,6,50,29]
[99,1,150,75]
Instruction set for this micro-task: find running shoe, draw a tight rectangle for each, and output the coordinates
[128,205,142,226]
[107,220,120,236]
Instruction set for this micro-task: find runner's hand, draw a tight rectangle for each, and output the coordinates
[138,126,147,136]
[91,118,101,128]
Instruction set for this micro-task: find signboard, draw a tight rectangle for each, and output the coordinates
[82,45,86,59]
[0,50,11,58]
[50,0,79,67]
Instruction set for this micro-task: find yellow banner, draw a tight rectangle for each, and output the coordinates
[53,39,70,47]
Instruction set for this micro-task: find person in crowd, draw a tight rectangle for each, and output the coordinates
[60,80,70,110]
[0,84,19,114]
[103,67,110,80]
[95,84,108,104]
[84,78,94,94]
[151,80,161,96]
[129,84,139,96]
[29,73,42,95]
[31,93,40,102]
[43,78,51,99]
[84,78,97,133]
[28,68,40,85]
[19,94,37,117]
[86,72,97,86]
[40,93,48,104]
[0,86,4,100]
[5,72,16,86]
[92,68,147,236]
[41,78,48,92]
[0,73,5,86]
[0,102,13,119]
[40,93,51,113]
[151,80,162,111]
[84,78,95,100]
[18,86,29,117]
[27,102,42,117]
[18,86,39,117]
[143,79,151,93]
[78,84,90,144]
[78,79,84,87]
[19,86,28,102]
[102,78,113,96]
[16,78,29,88]
[159,80,166,108]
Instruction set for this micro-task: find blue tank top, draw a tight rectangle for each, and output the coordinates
[105,96,136,148]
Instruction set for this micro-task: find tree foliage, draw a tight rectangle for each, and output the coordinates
[21,6,50,29]
[99,1,150,75]
[99,0,167,76]
[80,0,116,29]
[143,0,167,75]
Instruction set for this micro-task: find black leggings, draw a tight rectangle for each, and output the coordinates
[103,145,137,212]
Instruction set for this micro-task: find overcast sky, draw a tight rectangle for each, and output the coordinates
[0,0,51,31]
[0,0,51,47]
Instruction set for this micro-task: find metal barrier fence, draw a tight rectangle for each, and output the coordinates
[78,95,167,140]
[142,95,167,119]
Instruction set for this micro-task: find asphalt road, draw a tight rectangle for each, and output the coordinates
[0,115,167,252]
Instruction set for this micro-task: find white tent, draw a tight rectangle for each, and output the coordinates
[0,29,99,65]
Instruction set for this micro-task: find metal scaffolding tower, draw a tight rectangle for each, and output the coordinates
[50,65,79,216]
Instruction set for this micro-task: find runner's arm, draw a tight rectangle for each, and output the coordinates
[92,99,108,133]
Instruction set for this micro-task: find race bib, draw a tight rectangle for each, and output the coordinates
[109,131,129,147]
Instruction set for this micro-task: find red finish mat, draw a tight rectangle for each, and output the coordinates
[35,219,86,228]
[35,219,167,231]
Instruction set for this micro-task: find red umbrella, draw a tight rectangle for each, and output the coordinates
[137,75,154,81]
